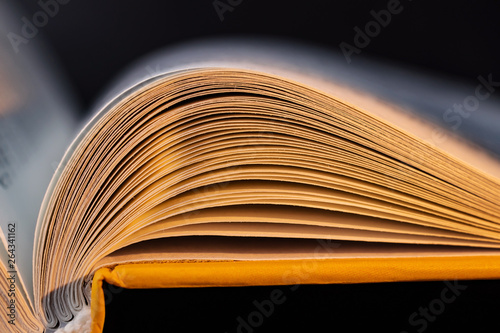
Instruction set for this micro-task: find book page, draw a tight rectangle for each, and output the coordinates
[84,38,499,179]
[95,237,500,268]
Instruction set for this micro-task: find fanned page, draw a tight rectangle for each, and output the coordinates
[34,40,500,331]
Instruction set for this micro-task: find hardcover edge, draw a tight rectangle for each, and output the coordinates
[90,255,500,333]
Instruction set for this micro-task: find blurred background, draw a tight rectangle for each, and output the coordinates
[5,0,500,331]
[11,0,500,114]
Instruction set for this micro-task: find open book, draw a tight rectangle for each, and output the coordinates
[1,7,500,333]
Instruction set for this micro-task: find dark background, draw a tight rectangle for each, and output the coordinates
[12,0,500,113]
[10,0,500,331]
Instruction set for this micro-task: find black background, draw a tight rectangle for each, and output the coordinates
[10,0,500,332]
[13,0,500,112]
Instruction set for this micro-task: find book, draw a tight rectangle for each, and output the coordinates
[1,6,500,333]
